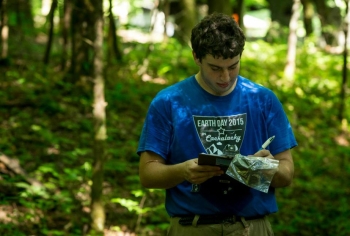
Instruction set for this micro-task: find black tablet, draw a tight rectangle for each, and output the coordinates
[198,153,232,169]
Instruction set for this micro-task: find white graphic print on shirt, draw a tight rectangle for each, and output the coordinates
[193,114,247,156]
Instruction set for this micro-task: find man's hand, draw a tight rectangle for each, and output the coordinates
[182,158,223,185]
[139,151,223,189]
[251,149,274,159]
[249,149,294,188]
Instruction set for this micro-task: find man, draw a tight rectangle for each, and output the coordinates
[137,12,297,236]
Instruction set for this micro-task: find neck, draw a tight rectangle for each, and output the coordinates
[195,73,238,96]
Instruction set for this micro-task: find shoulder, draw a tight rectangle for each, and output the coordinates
[154,76,194,101]
[237,76,283,115]
[149,76,194,114]
[238,76,276,98]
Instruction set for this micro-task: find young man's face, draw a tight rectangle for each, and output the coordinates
[193,53,241,96]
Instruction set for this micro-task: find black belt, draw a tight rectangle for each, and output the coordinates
[178,214,265,226]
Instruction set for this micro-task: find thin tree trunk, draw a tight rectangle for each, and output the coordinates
[61,0,72,70]
[137,1,160,76]
[284,0,301,79]
[208,0,231,16]
[175,0,196,45]
[107,0,122,63]
[70,0,93,79]
[312,0,341,47]
[90,0,106,233]
[44,0,58,65]
[236,0,244,30]
[135,194,147,233]
[16,0,34,31]
[338,0,349,121]
[266,0,293,27]
[0,0,8,60]
[162,0,170,41]
[300,0,313,36]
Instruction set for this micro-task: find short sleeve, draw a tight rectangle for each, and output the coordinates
[137,95,173,160]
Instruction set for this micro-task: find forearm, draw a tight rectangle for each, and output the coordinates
[270,159,294,188]
[140,161,186,189]
[139,151,223,189]
[139,151,188,189]
[253,149,294,188]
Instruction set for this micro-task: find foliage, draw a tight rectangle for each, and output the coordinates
[242,40,350,236]
[1,13,350,236]
[242,0,268,9]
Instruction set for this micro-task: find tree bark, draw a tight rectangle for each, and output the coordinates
[0,153,43,187]
[174,0,196,45]
[338,0,349,121]
[43,0,58,65]
[70,0,94,79]
[300,0,314,36]
[60,0,72,70]
[89,0,106,234]
[161,0,170,41]
[284,0,301,79]
[312,0,342,46]
[266,0,293,27]
[0,0,8,60]
[208,0,232,16]
[68,0,107,232]
[312,0,328,26]
[236,0,244,30]
[15,0,34,32]
[107,0,122,64]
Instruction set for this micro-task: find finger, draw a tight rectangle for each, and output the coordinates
[196,165,222,172]
[253,149,270,157]
[187,170,223,183]
[190,175,218,184]
[192,170,223,179]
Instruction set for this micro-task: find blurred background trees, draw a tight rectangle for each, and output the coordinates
[0,0,349,235]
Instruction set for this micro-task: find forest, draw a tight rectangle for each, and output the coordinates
[0,0,349,235]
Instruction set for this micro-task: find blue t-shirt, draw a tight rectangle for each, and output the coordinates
[137,75,297,217]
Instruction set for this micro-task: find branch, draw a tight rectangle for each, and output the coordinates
[0,152,43,187]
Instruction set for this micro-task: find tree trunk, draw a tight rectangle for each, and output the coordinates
[70,0,94,79]
[312,0,342,47]
[0,0,8,60]
[300,0,314,36]
[236,0,244,30]
[107,0,122,64]
[266,0,293,27]
[43,0,58,65]
[338,0,349,121]
[15,0,34,32]
[161,0,170,41]
[208,0,232,16]
[284,0,301,79]
[312,0,328,26]
[60,0,72,70]
[174,0,196,45]
[89,0,106,234]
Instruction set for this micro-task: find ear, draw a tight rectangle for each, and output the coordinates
[192,51,201,66]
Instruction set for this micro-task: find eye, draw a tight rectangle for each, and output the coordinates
[211,67,221,71]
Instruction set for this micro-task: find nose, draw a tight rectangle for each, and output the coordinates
[220,69,230,81]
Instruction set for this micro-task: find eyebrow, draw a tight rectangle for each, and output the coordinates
[208,60,240,68]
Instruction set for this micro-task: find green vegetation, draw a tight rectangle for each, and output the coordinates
[0,35,349,236]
